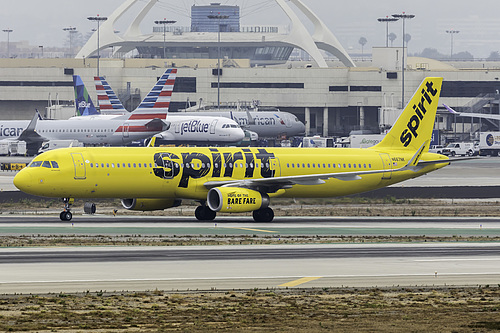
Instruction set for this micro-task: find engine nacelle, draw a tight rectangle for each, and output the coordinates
[121,198,181,211]
[207,187,269,213]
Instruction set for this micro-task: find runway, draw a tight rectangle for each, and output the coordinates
[1,215,500,237]
[1,243,499,294]
[1,217,500,294]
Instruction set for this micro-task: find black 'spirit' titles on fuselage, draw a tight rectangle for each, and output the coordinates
[153,148,276,188]
[399,81,438,147]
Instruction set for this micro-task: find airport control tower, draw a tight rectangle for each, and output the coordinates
[191,3,240,32]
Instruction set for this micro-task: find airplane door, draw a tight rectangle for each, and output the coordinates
[71,153,86,180]
[269,157,281,177]
[283,114,293,128]
[379,153,392,179]
[210,119,217,134]
[174,122,180,134]
[123,123,130,138]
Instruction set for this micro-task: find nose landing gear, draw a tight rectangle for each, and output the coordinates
[60,198,74,221]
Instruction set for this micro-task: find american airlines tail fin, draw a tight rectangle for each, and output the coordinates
[126,68,177,121]
[94,76,128,114]
[73,75,99,116]
[372,77,443,151]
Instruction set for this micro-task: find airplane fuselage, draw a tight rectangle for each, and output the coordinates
[15,146,447,200]
[177,111,305,138]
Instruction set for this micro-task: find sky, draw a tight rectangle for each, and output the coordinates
[2,0,500,58]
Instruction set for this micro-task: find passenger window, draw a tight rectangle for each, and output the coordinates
[240,163,243,168]
[117,163,120,168]
[343,164,346,168]
[302,163,305,168]
[51,161,59,168]
[133,163,136,168]
[128,163,131,168]
[229,163,233,168]
[369,164,372,168]
[95,163,99,168]
[138,163,141,168]
[106,163,109,168]
[90,163,93,168]
[312,164,315,168]
[101,163,104,168]
[111,163,115,168]
[363,164,366,168]
[123,163,126,168]
[353,164,356,168]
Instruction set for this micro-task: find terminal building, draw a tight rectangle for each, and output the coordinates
[0,0,500,144]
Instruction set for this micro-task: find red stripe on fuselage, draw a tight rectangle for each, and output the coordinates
[128,114,167,120]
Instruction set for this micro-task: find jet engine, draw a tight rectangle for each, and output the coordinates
[207,187,269,213]
[121,198,181,211]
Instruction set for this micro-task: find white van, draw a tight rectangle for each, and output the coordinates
[441,142,475,156]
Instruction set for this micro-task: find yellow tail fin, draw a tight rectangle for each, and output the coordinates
[372,77,443,151]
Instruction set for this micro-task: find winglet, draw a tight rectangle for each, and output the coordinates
[401,141,428,171]
[147,136,157,147]
[443,103,458,114]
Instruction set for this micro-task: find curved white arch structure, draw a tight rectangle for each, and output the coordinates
[76,0,355,68]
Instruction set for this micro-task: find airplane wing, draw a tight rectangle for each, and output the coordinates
[203,144,477,194]
[17,111,45,143]
[444,103,500,120]
[204,144,431,193]
[145,119,170,132]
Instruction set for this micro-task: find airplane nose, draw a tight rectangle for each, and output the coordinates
[13,169,33,193]
[234,129,245,141]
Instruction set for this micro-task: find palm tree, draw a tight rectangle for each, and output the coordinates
[388,33,397,47]
[358,37,367,59]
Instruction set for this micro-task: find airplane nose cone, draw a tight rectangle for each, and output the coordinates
[13,169,33,193]
[234,129,245,141]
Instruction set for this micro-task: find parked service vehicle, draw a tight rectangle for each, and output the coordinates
[441,142,475,156]
[302,136,334,148]
[349,134,386,148]
[428,145,444,154]
[8,141,27,156]
[38,140,83,154]
[479,132,500,156]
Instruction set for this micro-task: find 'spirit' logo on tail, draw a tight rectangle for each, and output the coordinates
[399,81,438,147]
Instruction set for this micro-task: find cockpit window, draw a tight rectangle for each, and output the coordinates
[51,161,59,168]
[42,161,51,168]
[29,161,43,168]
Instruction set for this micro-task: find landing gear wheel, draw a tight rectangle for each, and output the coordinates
[60,211,72,221]
[195,206,216,221]
[252,207,274,222]
[60,198,74,221]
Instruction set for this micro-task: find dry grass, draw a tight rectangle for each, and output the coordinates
[0,287,498,332]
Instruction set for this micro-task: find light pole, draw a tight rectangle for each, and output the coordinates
[392,12,415,109]
[446,30,459,59]
[87,15,108,77]
[208,14,229,109]
[3,29,13,58]
[63,27,77,58]
[377,16,399,47]
[154,19,176,58]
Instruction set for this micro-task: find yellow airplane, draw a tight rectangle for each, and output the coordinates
[14,77,452,222]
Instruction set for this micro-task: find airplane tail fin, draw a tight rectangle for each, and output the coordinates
[73,75,100,116]
[127,68,177,121]
[372,77,443,151]
[94,76,128,114]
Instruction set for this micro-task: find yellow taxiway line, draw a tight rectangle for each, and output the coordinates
[279,276,323,287]
[225,227,277,233]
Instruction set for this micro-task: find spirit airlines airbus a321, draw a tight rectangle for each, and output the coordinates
[15,77,454,222]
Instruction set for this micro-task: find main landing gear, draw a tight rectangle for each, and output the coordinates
[252,207,274,222]
[195,205,216,221]
[60,198,74,221]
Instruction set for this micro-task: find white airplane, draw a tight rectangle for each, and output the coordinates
[444,103,500,121]
[94,76,245,144]
[0,69,176,148]
[177,106,306,138]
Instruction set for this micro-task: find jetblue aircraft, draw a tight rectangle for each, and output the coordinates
[93,76,245,144]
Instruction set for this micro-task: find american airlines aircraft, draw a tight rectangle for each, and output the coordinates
[177,107,306,138]
[94,76,245,144]
[0,69,176,148]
